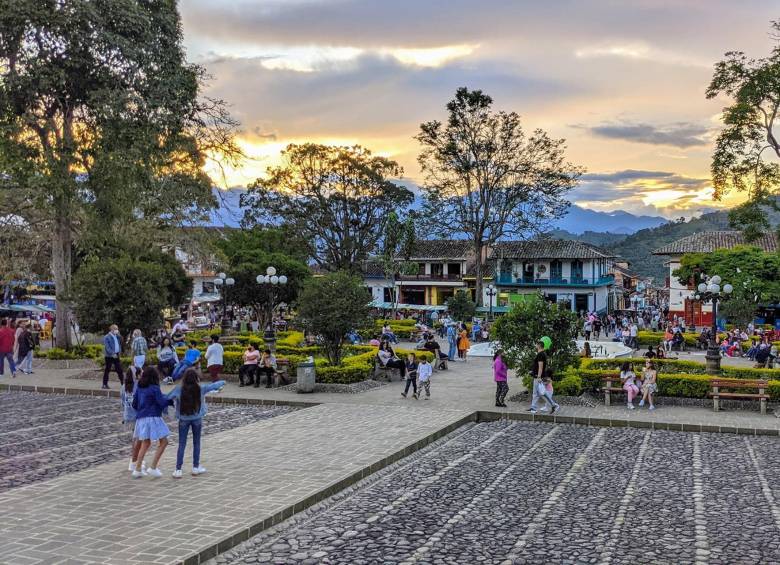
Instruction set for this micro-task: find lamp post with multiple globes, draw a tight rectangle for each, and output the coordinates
[213,272,235,333]
[694,273,733,375]
[256,266,288,352]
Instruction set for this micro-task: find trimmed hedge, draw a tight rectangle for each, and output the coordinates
[581,357,780,380]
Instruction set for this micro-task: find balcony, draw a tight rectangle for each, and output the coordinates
[396,273,463,282]
[496,274,614,287]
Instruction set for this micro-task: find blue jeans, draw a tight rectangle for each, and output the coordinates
[171,361,193,382]
[176,419,203,470]
[447,338,457,361]
[0,352,16,375]
[17,351,33,373]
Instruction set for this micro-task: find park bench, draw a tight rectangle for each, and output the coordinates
[709,379,769,415]
[373,356,402,382]
[270,359,291,387]
[601,374,624,407]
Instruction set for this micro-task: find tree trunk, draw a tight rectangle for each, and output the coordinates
[473,240,484,307]
[52,206,73,349]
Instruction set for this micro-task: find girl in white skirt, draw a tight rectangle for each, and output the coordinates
[131,367,173,478]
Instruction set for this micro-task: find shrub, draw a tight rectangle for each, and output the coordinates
[38,348,82,360]
[556,371,583,396]
[316,363,372,384]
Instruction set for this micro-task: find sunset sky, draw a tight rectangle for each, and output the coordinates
[180,0,779,218]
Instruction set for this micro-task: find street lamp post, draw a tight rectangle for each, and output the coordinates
[485,284,497,320]
[694,273,733,375]
[256,266,288,352]
[214,272,235,333]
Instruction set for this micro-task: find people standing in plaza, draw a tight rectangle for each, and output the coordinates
[166,368,225,478]
[0,319,16,378]
[167,342,201,384]
[238,343,260,387]
[528,339,559,414]
[457,324,470,361]
[131,367,173,478]
[256,349,278,388]
[401,352,418,399]
[13,320,22,364]
[131,329,148,374]
[205,335,224,383]
[639,359,657,410]
[583,318,592,341]
[102,324,123,389]
[16,323,35,374]
[156,337,178,379]
[493,349,508,407]
[620,361,639,410]
[121,369,144,472]
[418,356,432,400]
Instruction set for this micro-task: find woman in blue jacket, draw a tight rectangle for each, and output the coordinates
[166,368,225,478]
[131,366,174,478]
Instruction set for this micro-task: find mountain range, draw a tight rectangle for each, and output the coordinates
[210,187,669,236]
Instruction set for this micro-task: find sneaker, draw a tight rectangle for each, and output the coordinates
[528,409,537,414]
[413,393,418,400]
[192,466,206,476]
[495,402,503,407]
[131,469,147,479]
[128,461,135,472]
[649,405,655,411]
[425,396,430,400]
[551,404,560,414]
[172,469,182,479]
[539,406,549,413]
[101,385,109,389]
[627,404,635,410]
[147,468,163,478]
[638,399,645,407]
[401,392,407,398]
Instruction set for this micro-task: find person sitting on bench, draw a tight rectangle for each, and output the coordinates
[423,336,448,369]
[238,343,260,387]
[377,341,405,378]
[256,348,285,389]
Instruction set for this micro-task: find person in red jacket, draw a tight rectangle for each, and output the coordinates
[0,318,17,378]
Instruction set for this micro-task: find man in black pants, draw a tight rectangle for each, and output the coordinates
[102,324,123,388]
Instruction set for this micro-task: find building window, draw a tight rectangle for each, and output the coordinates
[571,260,584,281]
[430,263,444,278]
[522,261,534,282]
[550,260,563,281]
[448,263,461,276]
[202,281,216,294]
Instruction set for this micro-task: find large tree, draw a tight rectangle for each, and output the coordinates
[296,271,372,366]
[416,88,582,305]
[706,20,780,238]
[0,1,239,347]
[378,211,418,316]
[241,144,414,272]
[673,245,780,312]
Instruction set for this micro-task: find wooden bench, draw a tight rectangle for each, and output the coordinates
[601,374,623,407]
[709,379,769,415]
[272,359,291,387]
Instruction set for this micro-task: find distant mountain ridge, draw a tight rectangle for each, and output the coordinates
[552,206,668,235]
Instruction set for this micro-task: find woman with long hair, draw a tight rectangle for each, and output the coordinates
[166,368,225,478]
[131,367,173,477]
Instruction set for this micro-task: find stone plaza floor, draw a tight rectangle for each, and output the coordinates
[218,420,780,565]
[3,346,780,564]
[0,391,296,493]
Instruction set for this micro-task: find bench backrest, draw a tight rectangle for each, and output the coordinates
[601,373,621,382]
[711,379,768,389]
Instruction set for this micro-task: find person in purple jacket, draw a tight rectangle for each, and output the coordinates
[493,349,509,408]
[131,366,174,478]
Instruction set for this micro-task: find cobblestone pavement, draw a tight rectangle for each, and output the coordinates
[217,421,780,565]
[0,391,295,492]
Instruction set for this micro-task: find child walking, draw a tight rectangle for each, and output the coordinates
[121,369,144,472]
[418,356,432,400]
[493,349,508,407]
[166,368,225,478]
[131,367,173,478]
[401,353,418,399]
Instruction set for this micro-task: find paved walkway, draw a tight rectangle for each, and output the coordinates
[2,348,780,564]
[0,402,470,565]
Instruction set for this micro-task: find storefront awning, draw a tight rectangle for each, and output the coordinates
[475,306,510,314]
[370,300,447,311]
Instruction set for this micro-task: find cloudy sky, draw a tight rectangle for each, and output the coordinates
[180,0,778,218]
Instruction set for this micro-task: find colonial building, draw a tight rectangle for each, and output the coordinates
[490,240,616,314]
[653,230,779,325]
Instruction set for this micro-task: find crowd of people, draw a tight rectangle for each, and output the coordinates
[0,318,37,378]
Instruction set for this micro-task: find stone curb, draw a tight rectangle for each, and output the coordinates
[476,409,780,436]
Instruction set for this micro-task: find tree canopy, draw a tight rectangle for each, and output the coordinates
[673,245,780,305]
[72,255,188,338]
[706,20,780,237]
[296,271,372,366]
[416,88,581,304]
[446,289,476,323]
[0,0,239,347]
[492,293,579,377]
[240,143,414,272]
